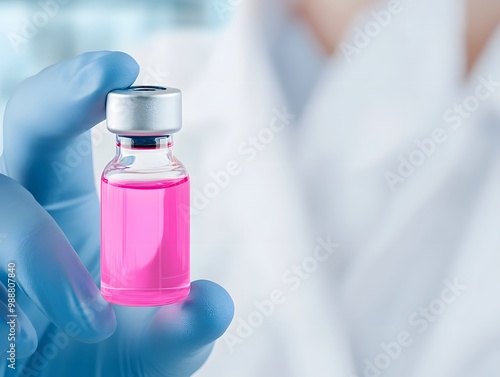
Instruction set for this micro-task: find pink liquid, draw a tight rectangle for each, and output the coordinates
[100,176,190,306]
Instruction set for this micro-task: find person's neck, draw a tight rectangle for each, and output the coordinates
[294,0,373,55]
[466,0,500,74]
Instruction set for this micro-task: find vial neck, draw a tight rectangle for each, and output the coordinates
[116,135,174,160]
[117,135,173,150]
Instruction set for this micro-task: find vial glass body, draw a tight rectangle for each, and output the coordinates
[100,136,190,306]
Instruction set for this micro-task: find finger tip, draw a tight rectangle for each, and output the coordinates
[185,280,235,342]
[88,303,117,343]
[144,280,234,351]
[75,50,139,84]
[19,315,38,357]
[74,51,139,123]
[2,309,38,359]
[101,51,140,86]
[75,50,139,101]
[68,296,117,344]
[16,332,38,359]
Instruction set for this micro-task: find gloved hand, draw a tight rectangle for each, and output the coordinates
[0,51,234,377]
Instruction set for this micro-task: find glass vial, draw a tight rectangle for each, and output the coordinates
[101,86,190,306]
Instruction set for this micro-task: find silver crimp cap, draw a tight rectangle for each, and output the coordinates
[106,86,182,136]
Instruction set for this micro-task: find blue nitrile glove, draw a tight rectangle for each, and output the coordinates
[0,51,234,377]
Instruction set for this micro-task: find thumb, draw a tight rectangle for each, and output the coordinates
[140,280,234,377]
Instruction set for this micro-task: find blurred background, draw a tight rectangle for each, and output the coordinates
[1,0,500,376]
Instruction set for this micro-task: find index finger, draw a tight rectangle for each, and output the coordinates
[1,51,139,208]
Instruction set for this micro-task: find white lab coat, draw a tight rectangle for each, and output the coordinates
[91,0,500,375]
